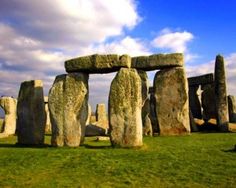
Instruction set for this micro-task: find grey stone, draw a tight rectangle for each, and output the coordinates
[138,70,149,106]
[109,68,143,147]
[44,97,52,133]
[65,54,131,73]
[131,53,183,71]
[228,95,236,123]
[95,103,108,130]
[0,97,17,136]
[85,125,106,136]
[188,73,214,87]
[154,67,190,135]
[214,55,229,131]
[143,114,153,136]
[49,73,88,147]
[17,80,46,145]
[189,86,202,119]
[201,84,216,121]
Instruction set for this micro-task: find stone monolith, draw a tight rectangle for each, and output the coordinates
[95,103,108,129]
[228,95,236,123]
[214,55,229,131]
[189,86,202,119]
[109,68,143,147]
[154,67,190,135]
[49,73,88,147]
[17,80,46,145]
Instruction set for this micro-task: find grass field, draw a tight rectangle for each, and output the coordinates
[0,133,236,188]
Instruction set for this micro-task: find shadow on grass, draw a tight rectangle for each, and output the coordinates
[222,147,236,153]
[83,144,112,149]
[0,143,52,148]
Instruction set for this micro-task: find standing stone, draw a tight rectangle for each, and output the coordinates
[189,110,198,132]
[0,97,17,136]
[17,80,46,145]
[214,55,229,131]
[228,95,236,123]
[149,91,159,133]
[154,67,190,135]
[109,68,143,147]
[95,103,108,129]
[189,86,202,119]
[143,114,153,136]
[49,73,88,147]
[86,104,92,125]
[138,70,149,106]
[201,84,216,121]
[44,97,52,133]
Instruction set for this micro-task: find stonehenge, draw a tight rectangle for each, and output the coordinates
[4,52,234,148]
[17,80,46,145]
[0,97,17,137]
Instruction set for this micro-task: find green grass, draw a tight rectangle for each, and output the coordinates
[0,133,236,187]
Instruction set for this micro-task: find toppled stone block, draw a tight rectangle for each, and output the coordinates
[49,73,88,147]
[17,80,46,145]
[214,55,229,131]
[228,95,236,123]
[109,68,143,147]
[65,54,131,73]
[0,97,17,136]
[131,53,183,71]
[154,67,190,135]
[188,73,214,87]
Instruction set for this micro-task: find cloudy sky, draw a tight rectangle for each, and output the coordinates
[0,0,236,111]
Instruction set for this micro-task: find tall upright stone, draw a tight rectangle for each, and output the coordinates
[95,103,108,129]
[17,80,46,145]
[214,55,229,131]
[189,86,202,119]
[49,73,88,147]
[0,97,17,136]
[154,67,190,135]
[44,97,52,133]
[228,95,236,123]
[109,68,143,147]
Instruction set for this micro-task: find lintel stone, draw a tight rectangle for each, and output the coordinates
[188,73,214,87]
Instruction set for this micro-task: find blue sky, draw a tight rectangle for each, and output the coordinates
[0,0,236,112]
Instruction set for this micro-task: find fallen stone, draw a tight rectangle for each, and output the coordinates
[228,95,236,123]
[214,55,229,131]
[154,67,190,135]
[85,125,106,136]
[17,80,46,145]
[65,54,131,73]
[0,97,17,136]
[109,68,143,147]
[131,53,183,71]
[188,73,214,87]
[49,73,88,147]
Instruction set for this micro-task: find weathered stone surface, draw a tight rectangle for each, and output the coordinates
[138,70,149,106]
[17,80,46,145]
[188,73,214,87]
[189,86,202,119]
[44,97,52,133]
[90,115,96,124]
[214,55,229,131]
[65,54,131,73]
[95,103,108,130]
[49,73,88,147]
[131,53,183,71]
[143,114,153,136]
[154,67,190,135]
[85,125,106,136]
[86,104,92,125]
[149,92,159,133]
[0,97,17,136]
[109,68,143,147]
[228,95,236,123]
[201,84,216,121]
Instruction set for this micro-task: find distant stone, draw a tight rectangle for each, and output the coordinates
[44,97,51,133]
[49,73,88,147]
[214,55,229,131]
[17,80,46,145]
[90,115,96,124]
[95,103,108,130]
[188,73,214,87]
[189,86,202,119]
[131,53,183,71]
[154,67,190,135]
[85,125,106,136]
[201,84,216,121]
[138,70,149,106]
[0,97,17,136]
[149,92,159,133]
[65,54,131,73]
[228,95,236,123]
[189,110,198,132]
[86,104,92,125]
[109,68,143,147]
[143,114,153,136]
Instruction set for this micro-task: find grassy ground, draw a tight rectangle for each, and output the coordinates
[0,133,236,188]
